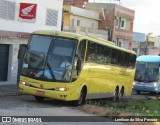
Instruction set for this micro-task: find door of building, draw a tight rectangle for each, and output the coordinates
[0,44,9,81]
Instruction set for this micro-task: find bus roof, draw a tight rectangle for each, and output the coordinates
[137,55,160,62]
[33,30,136,55]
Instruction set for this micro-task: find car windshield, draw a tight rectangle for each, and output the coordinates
[134,61,159,82]
[21,35,77,82]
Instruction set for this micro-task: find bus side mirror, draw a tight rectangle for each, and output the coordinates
[18,44,28,59]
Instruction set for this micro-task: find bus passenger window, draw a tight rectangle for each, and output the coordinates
[86,41,97,63]
[97,44,105,64]
[104,47,111,64]
[120,52,125,66]
[111,49,119,65]
[78,40,86,63]
[131,55,136,68]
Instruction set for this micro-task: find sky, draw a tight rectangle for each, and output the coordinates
[89,0,160,36]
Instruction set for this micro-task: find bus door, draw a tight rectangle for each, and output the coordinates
[71,40,90,86]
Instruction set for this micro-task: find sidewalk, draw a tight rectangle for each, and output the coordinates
[0,84,19,96]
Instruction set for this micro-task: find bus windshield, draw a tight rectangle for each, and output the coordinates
[21,35,77,82]
[134,62,159,82]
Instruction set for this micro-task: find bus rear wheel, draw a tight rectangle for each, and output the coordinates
[119,88,124,100]
[34,96,44,102]
[112,87,119,102]
[73,87,87,106]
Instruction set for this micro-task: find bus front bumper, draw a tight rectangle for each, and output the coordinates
[19,84,72,101]
[133,83,159,92]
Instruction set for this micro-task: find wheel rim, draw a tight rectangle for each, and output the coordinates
[113,88,118,102]
[119,89,123,100]
[78,90,84,105]
[113,89,117,101]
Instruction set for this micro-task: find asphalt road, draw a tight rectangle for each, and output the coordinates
[0,94,128,125]
[0,84,159,125]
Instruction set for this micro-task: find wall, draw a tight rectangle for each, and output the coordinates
[64,0,88,8]
[154,37,160,48]
[63,5,99,30]
[85,3,135,50]
[71,6,99,21]
[70,15,98,29]
[0,37,28,84]
[0,0,63,33]
[0,0,63,84]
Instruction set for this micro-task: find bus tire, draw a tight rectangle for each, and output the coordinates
[119,87,124,100]
[112,87,119,102]
[73,87,87,106]
[136,90,141,95]
[34,96,44,102]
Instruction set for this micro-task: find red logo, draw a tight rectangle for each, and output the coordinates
[19,3,37,20]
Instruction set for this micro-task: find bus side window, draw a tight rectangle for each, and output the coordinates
[78,40,86,63]
[125,53,130,67]
[96,44,105,64]
[131,55,136,68]
[86,41,97,62]
[111,49,119,65]
[104,46,111,64]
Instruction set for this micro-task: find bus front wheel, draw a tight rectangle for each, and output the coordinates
[73,87,87,106]
[34,96,44,102]
[136,90,141,95]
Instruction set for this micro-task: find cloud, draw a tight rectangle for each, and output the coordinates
[122,0,160,35]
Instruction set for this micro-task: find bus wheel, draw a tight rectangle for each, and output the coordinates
[34,96,44,102]
[112,87,119,102]
[119,87,124,100]
[136,90,141,95]
[73,87,87,106]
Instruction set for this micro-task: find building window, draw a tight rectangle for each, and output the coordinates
[77,20,80,26]
[91,23,94,29]
[0,0,15,20]
[121,20,125,28]
[118,41,122,47]
[71,19,74,27]
[121,20,124,27]
[46,9,58,26]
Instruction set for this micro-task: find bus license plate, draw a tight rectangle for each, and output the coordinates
[36,90,45,95]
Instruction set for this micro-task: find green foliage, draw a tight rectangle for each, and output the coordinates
[86,99,160,116]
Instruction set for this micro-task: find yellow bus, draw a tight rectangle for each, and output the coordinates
[19,30,136,105]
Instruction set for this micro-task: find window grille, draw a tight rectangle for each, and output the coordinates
[0,0,15,20]
[46,9,58,26]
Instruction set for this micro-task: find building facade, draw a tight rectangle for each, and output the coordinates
[147,36,157,55]
[132,32,145,56]
[63,0,88,8]
[85,3,135,50]
[63,5,108,40]
[0,0,63,84]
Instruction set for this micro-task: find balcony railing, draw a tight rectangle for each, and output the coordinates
[63,26,108,35]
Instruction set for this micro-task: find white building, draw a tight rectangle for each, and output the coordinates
[63,5,108,40]
[0,0,63,84]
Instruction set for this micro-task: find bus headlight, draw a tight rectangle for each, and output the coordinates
[20,80,26,85]
[133,82,136,85]
[153,82,157,87]
[55,88,69,91]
